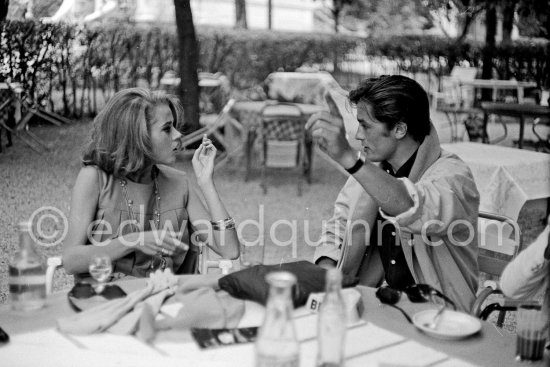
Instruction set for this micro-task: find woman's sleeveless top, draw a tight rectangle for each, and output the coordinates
[84,165,198,278]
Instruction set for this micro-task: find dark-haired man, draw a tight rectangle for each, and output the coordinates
[307,75,480,312]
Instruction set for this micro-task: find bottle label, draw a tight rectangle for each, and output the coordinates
[8,275,46,285]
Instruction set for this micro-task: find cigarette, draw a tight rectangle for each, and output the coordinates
[202,134,207,143]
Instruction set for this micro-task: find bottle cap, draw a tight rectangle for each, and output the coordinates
[265,271,297,288]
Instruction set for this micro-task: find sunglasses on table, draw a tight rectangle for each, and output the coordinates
[377,284,457,310]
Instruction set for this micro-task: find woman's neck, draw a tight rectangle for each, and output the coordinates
[126,165,155,184]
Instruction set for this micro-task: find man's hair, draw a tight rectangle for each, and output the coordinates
[348,75,431,142]
[82,88,183,177]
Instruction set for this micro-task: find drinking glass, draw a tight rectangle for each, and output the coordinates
[88,255,112,294]
[516,303,548,362]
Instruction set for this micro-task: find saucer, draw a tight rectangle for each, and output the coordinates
[413,309,482,340]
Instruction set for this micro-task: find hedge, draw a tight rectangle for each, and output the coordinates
[0,20,548,118]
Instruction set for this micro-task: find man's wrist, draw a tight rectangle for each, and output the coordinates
[340,150,360,170]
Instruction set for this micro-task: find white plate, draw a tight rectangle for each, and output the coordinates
[412,309,482,340]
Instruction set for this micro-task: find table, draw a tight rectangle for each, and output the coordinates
[441,142,550,222]
[460,79,537,105]
[264,72,340,106]
[481,102,550,149]
[231,101,327,179]
[0,278,541,367]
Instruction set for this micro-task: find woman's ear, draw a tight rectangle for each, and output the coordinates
[393,122,408,140]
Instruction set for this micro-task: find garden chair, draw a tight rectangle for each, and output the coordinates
[179,98,242,164]
[471,211,522,327]
[259,102,308,196]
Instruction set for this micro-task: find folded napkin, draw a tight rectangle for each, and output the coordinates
[57,270,177,335]
[156,288,245,330]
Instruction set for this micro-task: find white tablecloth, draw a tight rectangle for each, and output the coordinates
[441,142,550,220]
[264,72,340,106]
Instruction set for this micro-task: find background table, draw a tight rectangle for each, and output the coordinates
[0,278,540,367]
[481,102,550,149]
[264,71,340,106]
[441,142,550,223]
[460,79,537,105]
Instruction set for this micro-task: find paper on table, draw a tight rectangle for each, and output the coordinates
[299,321,405,367]
[294,313,368,342]
[71,333,163,357]
[345,340,448,367]
[12,328,81,349]
[2,343,184,367]
[155,336,255,367]
[432,358,479,367]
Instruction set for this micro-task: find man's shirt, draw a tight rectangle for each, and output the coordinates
[371,150,418,290]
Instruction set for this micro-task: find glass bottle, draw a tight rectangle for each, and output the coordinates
[255,271,299,367]
[317,268,346,367]
[9,221,46,311]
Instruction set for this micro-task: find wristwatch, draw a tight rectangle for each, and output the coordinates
[345,152,364,175]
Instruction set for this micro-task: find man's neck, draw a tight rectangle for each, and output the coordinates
[387,138,421,172]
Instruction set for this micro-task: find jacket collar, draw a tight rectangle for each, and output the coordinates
[408,124,441,183]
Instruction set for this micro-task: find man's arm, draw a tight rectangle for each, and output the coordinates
[501,225,550,300]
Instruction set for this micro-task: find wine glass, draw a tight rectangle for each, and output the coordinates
[89,255,112,294]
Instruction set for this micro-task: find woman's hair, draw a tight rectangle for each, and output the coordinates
[348,75,431,142]
[82,88,183,176]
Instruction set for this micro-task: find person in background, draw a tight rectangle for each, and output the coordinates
[501,222,550,302]
[63,88,239,279]
[307,75,480,312]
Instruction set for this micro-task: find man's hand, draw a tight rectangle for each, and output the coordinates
[316,257,337,269]
[305,93,357,169]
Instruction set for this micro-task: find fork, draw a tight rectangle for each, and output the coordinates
[424,304,446,329]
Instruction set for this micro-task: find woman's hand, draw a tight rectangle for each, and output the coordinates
[122,230,188,256]
[192,134,216,185]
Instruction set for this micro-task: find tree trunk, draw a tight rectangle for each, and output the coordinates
[482,2,497,101]
[0,0,9,21]
[174,0,200,132]
[501,0,517,45]
[267,0,272,30]
[235,0,247,29]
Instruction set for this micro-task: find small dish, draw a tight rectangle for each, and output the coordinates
[412,309,482,340]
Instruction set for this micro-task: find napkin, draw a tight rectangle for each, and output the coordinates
[156,288,245,330]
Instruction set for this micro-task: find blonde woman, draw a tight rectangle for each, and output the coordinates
[63,88,239,279]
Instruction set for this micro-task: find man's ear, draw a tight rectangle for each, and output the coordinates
[393,122,407,139]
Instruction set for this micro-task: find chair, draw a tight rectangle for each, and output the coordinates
[45,249,233,296]
[471,211,522,327]
[179,98,243,164]
[531,117,550,153]
[259,102,308,196]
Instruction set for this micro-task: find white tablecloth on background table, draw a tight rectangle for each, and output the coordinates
[264,72,340,106]
[442,142,550,220]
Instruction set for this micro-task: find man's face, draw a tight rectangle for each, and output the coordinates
[354,102,398,162]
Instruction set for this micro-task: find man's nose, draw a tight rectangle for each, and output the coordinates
[354,126,364,141]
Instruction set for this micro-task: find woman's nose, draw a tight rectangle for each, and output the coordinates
[171,126,182,141]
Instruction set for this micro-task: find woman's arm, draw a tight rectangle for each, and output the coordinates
[62,167,133,274]
[188,138,240,260]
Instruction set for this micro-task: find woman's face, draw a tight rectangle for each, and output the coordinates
[149,104,182,165]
